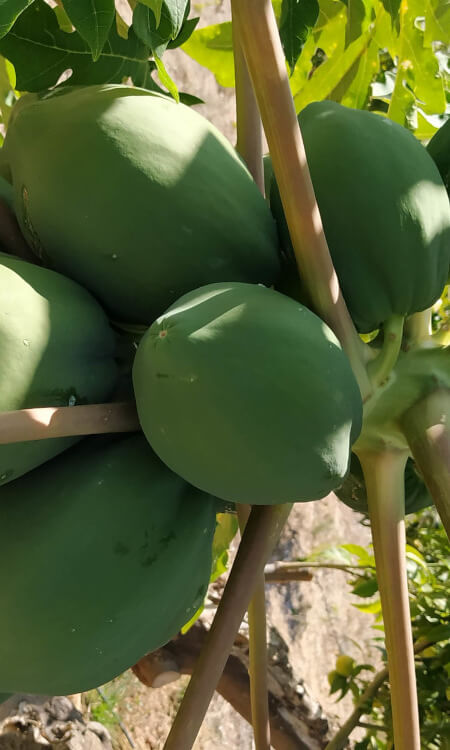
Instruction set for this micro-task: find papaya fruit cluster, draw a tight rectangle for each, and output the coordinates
[0,85,448,695]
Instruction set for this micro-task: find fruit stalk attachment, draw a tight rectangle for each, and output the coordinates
[367,315,404,388]
[230,0,371,400]
[163,503,292,750]
[0,402,139,444]
[401,388,450,538]
[358,450,420,750]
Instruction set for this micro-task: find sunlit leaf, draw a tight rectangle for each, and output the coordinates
[279,0,319,73]
[153,52,179,101]
[0,0,153,91]
[182,21,234,87]
[138,0,163,27]
[346,0,374,46]
[61,0,115,60]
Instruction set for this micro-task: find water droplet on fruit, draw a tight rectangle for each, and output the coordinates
[111,253,118,260]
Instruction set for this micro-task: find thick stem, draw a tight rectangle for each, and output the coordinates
[325,639,431,750]
[232,27,264,193]
[237,505,271,750]
[358,450,420,750]
[368,315,404,388]
[401,389,450,539]
[0,402,139,444]
[230,0,371,401]
[163,503,292,750]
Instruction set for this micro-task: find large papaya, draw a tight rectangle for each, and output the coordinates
[133,282,363,505]
[336,453,432,516]
[427,117,450,194]
[0,253,117,486]
[1,85,280,324]
[270,101,450,332]
[0,434,217,695]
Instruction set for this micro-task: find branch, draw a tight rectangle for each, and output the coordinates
[0,402,140,444]
[163,503,292,750]
[133,619,330,750]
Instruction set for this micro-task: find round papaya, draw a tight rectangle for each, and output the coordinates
[336,453,432,516]
[427,118,450,195]
[1,85,280,324]
[133,282,363,505]
[0,253,117,486]
[0,434,218,695]
[270,101,450,332]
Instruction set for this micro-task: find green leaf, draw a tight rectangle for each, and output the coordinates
[181,603,204,633]
[352,578,379,597]
[0,0,153,92]
[138,0,163,27]
[167,14,198,49]
[182,21,234,87]
[340,34,379,108]
[279,0,319,73]
[61,0,115,61]
[0,0,34,39]
[0,55,15,125]
[164,0,188,38]
[293,26,373,111]
[387,0,446,129]
[153,52,179,101]
[133,2,172,56]
[346,0,373,45]
[380,0,401,25]
[210,513,238,583]
[424,0,450,46]
[354,598,383,614]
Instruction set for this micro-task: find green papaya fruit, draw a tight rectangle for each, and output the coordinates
[427,118,450,194]
[133,282,363,505]
[0,434,217,695]
[270,101,450,332]
[336,453,432,516]
[1,85,280,324]
[0,253,117,486]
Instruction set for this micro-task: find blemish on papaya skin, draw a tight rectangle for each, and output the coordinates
[142,554,157,567]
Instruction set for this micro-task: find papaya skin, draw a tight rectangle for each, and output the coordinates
[133,282,363,505]
[0,434,218,695]
[270,101,450,333]
[427,117,450,194]
[2,85,280,324]
[0,253,117,485]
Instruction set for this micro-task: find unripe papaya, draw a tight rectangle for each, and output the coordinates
[133,282,363,505]
[270,101,450,332]
[0,434,217,695]
[336,453,432,516]
[1,85,280,324]
[0,253,117,485]
[427,118,450,194]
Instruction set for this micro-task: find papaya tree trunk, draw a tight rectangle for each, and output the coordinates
[358,450,420,750]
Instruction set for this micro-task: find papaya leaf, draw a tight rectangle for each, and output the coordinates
[346,0,374,46]
[167,14,198,49]
[133,2,172,56]
[0,55,15,125]
[138,0,163,27]
[424,0,450,46]
[153,52,179,101]
[54,3,73,34]
[0,0,34,39]
[352,578,379,597]
[279,0,319,73]
[387,0,446,129]
[210,513,239,583]
[61,0,115,61]
[340,35,379,109]
[182,21,234,87]
[164,0,189,38]
[0,0,152,92]
[380,0,401,24]
[293,27,373,112]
